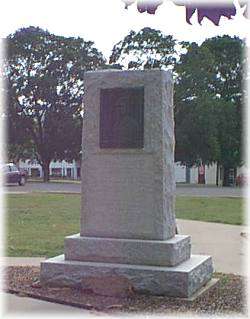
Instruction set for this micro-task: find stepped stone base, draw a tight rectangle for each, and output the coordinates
[64,234,191,267]
[40,254,213,298]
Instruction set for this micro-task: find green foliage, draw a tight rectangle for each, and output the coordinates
[174,43,220,165]
[4,27,243,186]
[4,26,105,179]
[201,35,244,105]
[109,27,177,69]
[201,36,244,171]
[175,93,221,166]
[175,36,244,175]
[109,30,244,177]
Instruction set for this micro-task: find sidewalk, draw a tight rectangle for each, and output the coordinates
[1,257,45,267]
[1,219,248,313]
[177,219,248,276]
[2,293,98,314]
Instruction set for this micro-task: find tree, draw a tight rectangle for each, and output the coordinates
[174,42,220,167]
[175,36,244,185]
[4,26,105,181]
[175,93,221,167]
[5,75,35,163]
[201,36,244,185]
[110,30,244,186]
[109,29,222,177]
[109,27,177,69]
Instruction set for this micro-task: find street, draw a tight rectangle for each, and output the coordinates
[4,181,244,197]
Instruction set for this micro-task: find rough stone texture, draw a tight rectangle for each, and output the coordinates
[40,69,214,299]
[81,70,176,240]
[40,254,213,298]
[64,234,191,267]
[81,275,134,297]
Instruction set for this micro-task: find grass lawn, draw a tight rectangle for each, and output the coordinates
[6,193,80,257]
[5,193,244,257]
[176,196,244,226]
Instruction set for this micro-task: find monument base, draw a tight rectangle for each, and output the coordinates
[40,254,213,298]
[64,233,191,267]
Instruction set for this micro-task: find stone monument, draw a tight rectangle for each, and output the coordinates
[40,69,213,298]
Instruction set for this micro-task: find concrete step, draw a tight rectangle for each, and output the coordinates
[40,254,213,298]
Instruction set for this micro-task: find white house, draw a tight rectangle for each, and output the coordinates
[175,162,246,185]
[19,159,81,180]
[19,159,245,184]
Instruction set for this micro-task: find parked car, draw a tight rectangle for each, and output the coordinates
[3,163,27,186]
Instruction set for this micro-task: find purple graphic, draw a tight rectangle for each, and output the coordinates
[122,0,249,25]
[185,4,236,25]
[123,0,163,14]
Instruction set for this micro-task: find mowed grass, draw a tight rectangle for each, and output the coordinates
[5,193,244,257]
[175,196,244,226]
[6,193,81,257]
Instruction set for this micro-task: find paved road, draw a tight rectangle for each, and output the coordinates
[4,181,81,194]
[4,181,244,197]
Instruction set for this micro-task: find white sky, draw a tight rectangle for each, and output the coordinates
[0,0,249,60]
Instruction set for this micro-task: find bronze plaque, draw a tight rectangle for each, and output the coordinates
[100,87,144,148]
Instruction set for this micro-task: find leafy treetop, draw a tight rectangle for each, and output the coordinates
[4,26,106,181]
[109,27,177,70]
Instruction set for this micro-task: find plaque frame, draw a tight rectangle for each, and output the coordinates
[99,87,144,149]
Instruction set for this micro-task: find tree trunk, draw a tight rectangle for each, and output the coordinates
[233,168,237,186]
[222,166,230,186]
[42,160,50,182]
[198,173,205,184]
[198,165,205,184]
[216,163,219,187]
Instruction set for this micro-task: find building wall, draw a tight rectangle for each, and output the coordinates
[205,164,217,185]
[237,165,247,175]
[19,159,245,184]
[19,159,80,180]
[189,166,197,184]
[189,163,218,185]
[174,162,186,183]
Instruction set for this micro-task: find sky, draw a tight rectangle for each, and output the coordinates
[0,0,249,60]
